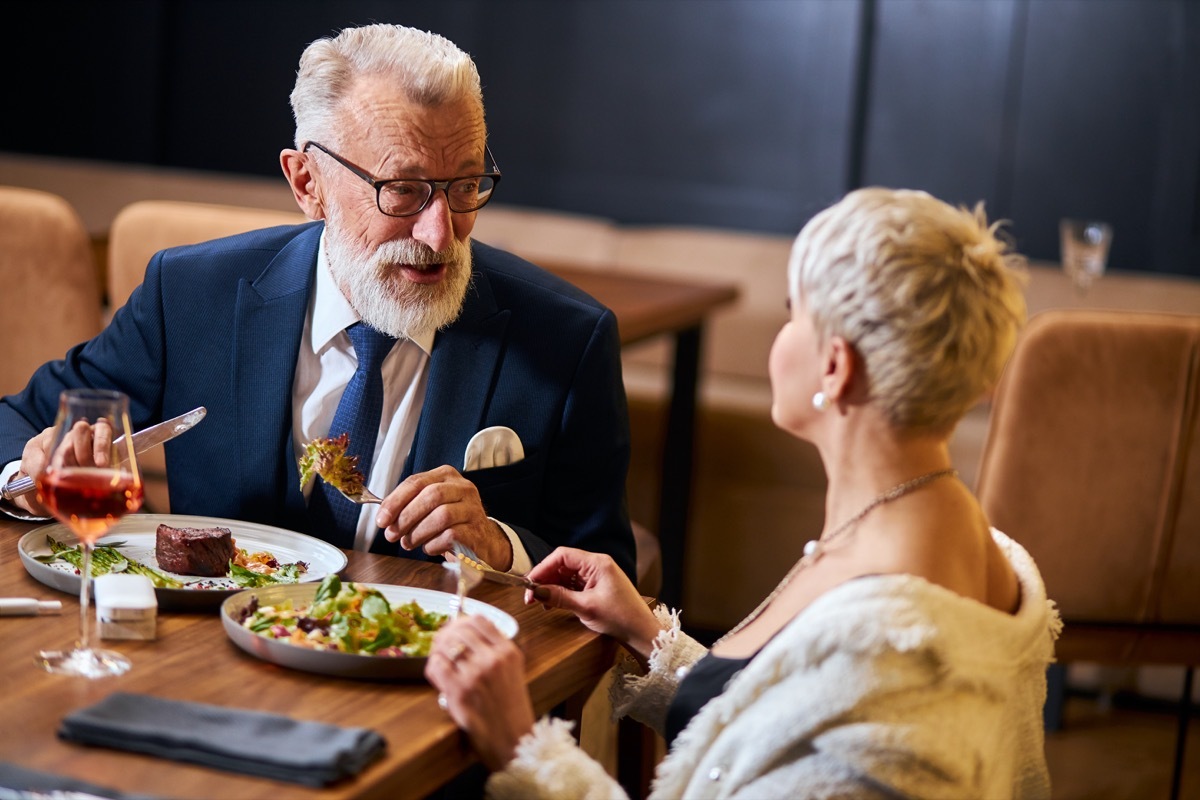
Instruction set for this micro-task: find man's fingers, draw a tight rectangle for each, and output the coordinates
[92,418,114,467]
[389,482,479,542]
[68,420,93,466]
[376,470,443,528]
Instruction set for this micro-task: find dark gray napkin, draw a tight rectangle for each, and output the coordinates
[58,692,386,787]
[0,760,160,799]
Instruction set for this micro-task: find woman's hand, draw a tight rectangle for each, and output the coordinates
[526,547,663,663]
[424,615,536,772]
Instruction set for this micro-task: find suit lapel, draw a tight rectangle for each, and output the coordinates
[232,224,321,526]
[372,262,510,557]
[406,267,510,476]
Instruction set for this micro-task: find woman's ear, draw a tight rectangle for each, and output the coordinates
[820,335,857,405]
[280,149,327,221]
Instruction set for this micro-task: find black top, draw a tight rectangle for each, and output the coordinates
[664,651,754,747]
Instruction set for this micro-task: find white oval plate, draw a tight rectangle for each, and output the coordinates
[18,513,348,611]
[221,582,517,680]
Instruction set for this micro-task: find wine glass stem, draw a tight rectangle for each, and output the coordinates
[78,542,93,651]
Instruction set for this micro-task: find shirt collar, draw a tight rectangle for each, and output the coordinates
[311,228,436,356]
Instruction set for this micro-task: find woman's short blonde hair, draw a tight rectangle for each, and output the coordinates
[290,23,484,149]
[789,187,1027,433]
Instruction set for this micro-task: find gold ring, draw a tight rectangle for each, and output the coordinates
[448,643,467,663]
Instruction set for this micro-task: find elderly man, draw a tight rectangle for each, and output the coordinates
[0,24,636,580]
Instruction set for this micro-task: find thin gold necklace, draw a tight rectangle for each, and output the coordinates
[712,468,957,648]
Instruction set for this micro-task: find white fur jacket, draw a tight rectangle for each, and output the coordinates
[487,530,1060,799]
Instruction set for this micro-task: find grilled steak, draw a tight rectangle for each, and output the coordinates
[155,524,235,577]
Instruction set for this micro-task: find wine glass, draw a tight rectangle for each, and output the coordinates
[1059,218,1113,295]
[35,388,144,677]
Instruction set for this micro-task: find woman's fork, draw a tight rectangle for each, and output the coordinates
[447,543,483,618]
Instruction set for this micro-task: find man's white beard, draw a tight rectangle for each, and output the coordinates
[323,211,473,340]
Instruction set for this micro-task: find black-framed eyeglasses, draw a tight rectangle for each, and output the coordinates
[303,141,501,217]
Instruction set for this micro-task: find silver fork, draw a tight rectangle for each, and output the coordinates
[338,486,382,504]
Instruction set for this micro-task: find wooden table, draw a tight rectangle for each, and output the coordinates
[546,264,739,610]
[0,517,618,800]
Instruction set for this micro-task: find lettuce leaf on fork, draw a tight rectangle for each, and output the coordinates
[298,433,366,496]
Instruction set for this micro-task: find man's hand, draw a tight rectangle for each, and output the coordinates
[376,465,514,570]
[11,419,115,516]
[9,427,57,515]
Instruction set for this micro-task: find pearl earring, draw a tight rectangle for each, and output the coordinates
[812,391,832,412]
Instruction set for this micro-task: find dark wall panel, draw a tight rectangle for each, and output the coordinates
[862,0,1018,213]
[159,1,494,175]
[1146,6,1200,275]
[1,0,1197,276]
[1009,0,1187,272]
[467,0,861,233]
[4,2,165,162]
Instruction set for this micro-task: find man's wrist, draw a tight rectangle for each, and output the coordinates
[492,518,531,575]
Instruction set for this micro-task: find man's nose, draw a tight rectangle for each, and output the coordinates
[409,191,454,252]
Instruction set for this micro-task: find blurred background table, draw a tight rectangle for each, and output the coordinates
[1024,261,1200,316]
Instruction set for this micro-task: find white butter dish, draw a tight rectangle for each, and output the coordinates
[94,573,158,640]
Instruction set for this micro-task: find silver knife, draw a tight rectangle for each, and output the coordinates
[0,406,207,502]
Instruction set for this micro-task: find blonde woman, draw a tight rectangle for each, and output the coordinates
[427,188,1060,799]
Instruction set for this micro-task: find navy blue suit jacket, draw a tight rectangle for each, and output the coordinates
[0,222,636,579]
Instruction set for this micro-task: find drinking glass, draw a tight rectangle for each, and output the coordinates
[1059,219,1113,295]
[35,389,143,677]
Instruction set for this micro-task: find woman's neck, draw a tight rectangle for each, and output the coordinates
[815,413,953,536]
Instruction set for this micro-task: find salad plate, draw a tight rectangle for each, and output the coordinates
[221,581,518,680]
[18,513,348,611]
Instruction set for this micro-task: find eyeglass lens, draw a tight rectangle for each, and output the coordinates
[379,177,497,216]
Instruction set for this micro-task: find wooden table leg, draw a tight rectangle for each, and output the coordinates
[657,325,703,611]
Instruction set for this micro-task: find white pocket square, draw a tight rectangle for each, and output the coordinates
[463,426,525,471]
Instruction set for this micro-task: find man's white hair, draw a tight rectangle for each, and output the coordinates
[290,23,484,149]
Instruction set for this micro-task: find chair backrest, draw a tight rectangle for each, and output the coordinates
[108,199,307,310]
[105,199,307,512]
[0,186,102,396]
[977,309,1200,628]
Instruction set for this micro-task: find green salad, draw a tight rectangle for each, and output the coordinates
[235,574,448,657]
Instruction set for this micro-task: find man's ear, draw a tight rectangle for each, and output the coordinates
[280,149,327,221]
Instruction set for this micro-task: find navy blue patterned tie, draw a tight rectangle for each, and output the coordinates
[308,322,397,549]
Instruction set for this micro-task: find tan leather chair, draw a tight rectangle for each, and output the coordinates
[0,186,102,397]
[107,200,307,509]
[107,200,307,312]
[976,308,1200,799]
